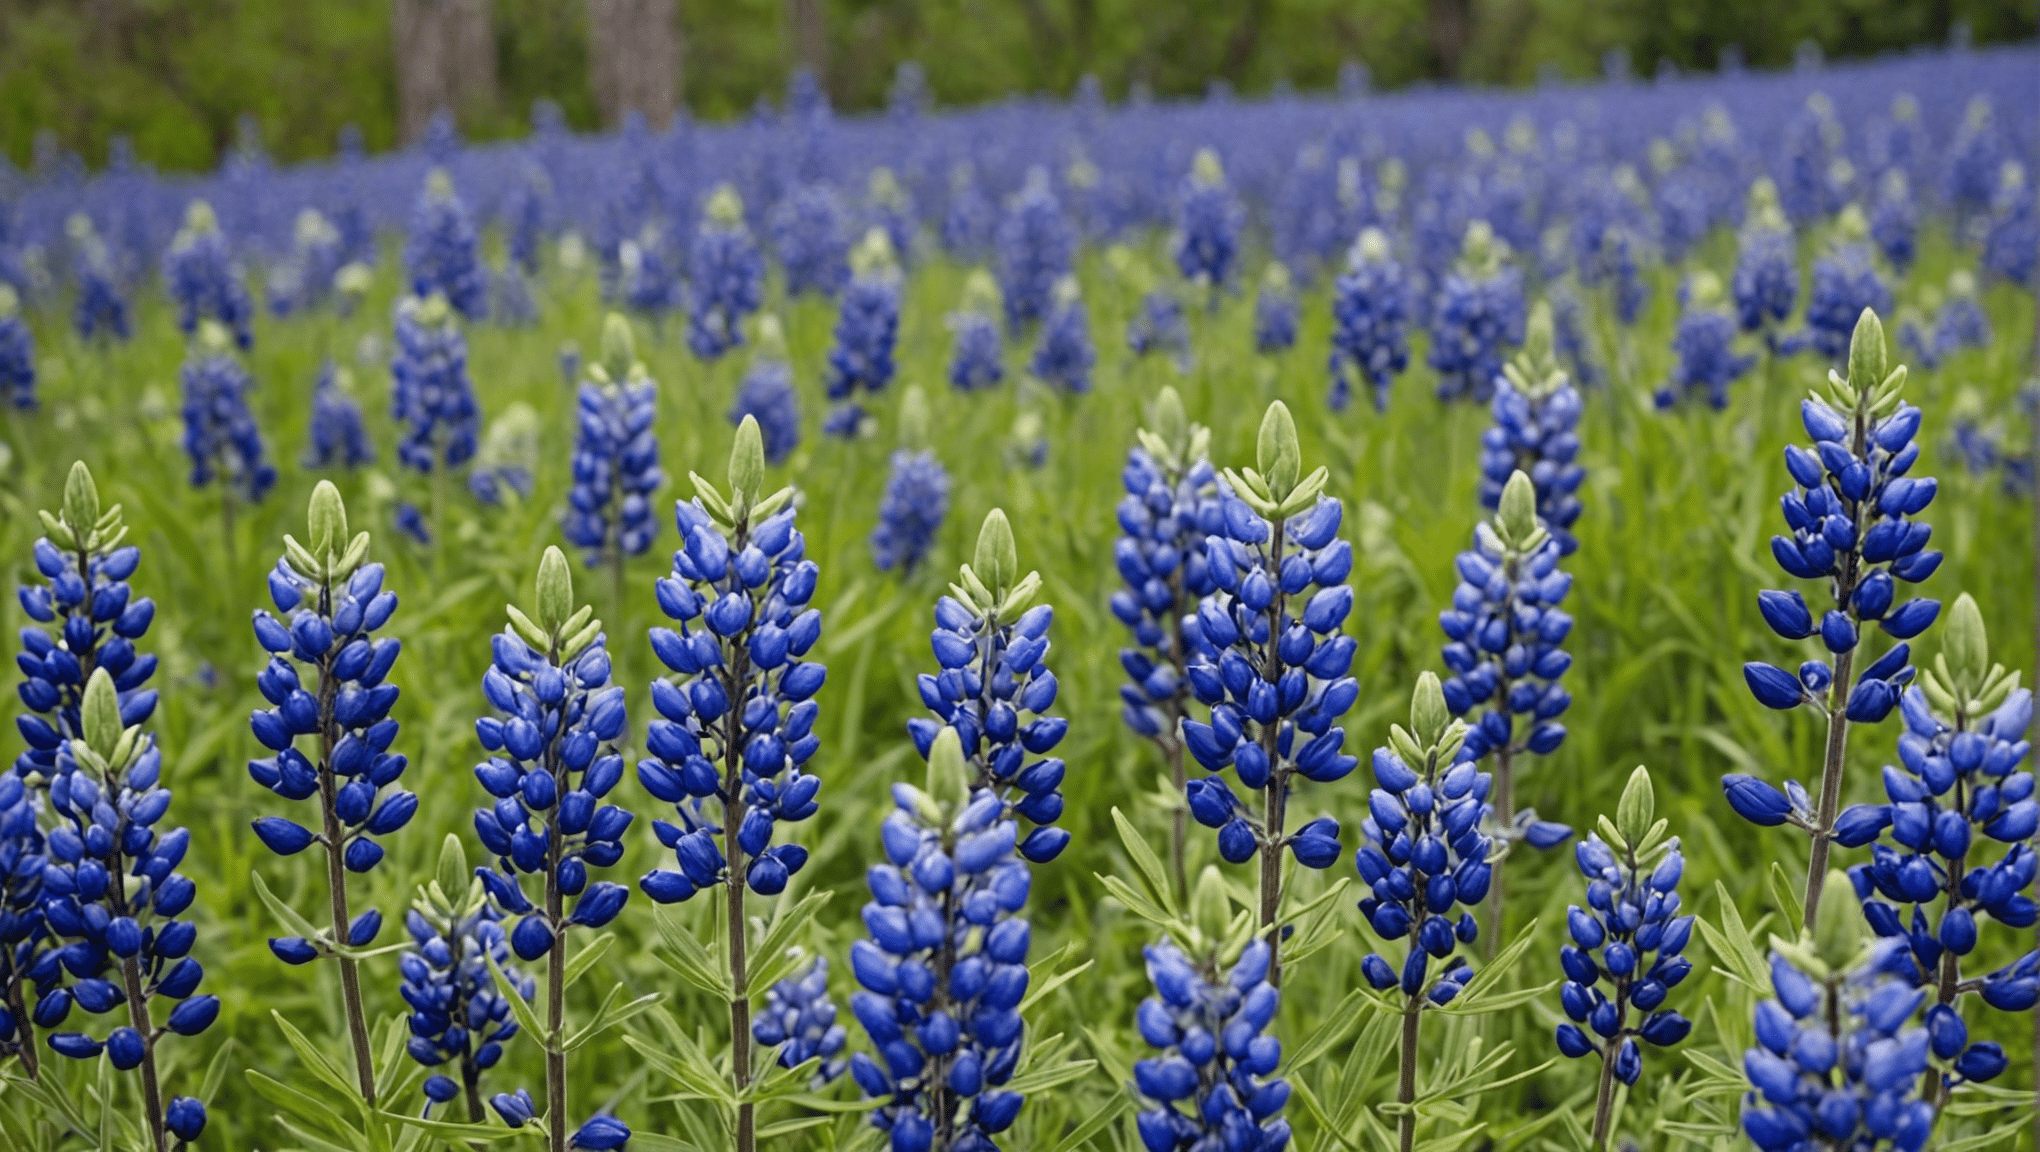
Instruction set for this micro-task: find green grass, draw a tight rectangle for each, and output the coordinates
[1,226,2036,1151]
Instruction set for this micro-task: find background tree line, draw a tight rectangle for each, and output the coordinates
[0,0,2031,173]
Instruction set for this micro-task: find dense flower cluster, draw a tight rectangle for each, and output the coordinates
[402,901,533,1116]
[1480,327,1584,556]
[1427,223,1525,403]
[754,956,848,1087]
[1981,162,2035,288]
[305,360,375,470]
[848,747,1033,1152]
[996,168,1075,330]
[1553,832,1695,1082]
[1171,149,1243,293]
[1128,289,1190,367]
[1658,274,1756,410]
[872,449,951,576]
[1798,220,1893,365]
[823,231,903,436]
[471,554,633,962]
[908,513,1070,865]
[638,448,826,903]
[947,301,1004,393]
[1731,188,1797,344]
[1132,940,1290,1151]
[1029,277,1095,395]
[1741,947,1937,1152]
[564,322,663,567]
[0,287,33,411]
[179,329,277,502]
[70,221,131,343]
[1111,397,1221,745]
[248,489,413,963]
[1253,264,1298,355]
[728,320,802,465]
[164,201,254,350]
[390,293,481,476]
[688,186,766,360]
[769,182,851,299]
[404,172,488,322]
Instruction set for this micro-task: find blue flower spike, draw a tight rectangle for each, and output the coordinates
[1356,673,1492,1152]
[1556,767,1695,1148]
[636,414,822,1150]
[1327,228,1409,412]
[247,480,411,1101]
[563,313,664,569]
[822,228,903,438]
[871,386,951,577]
[472,545,632,1151]
[1847,594,2036,1104]
[1182,399,1354,979]
[909,508,1069,866]
[401,834,534,1124]
[42,668,217,1150]
[1742,872,1939,1152]
[1730,306,1939,932]
[848,728,1035,1152]
[1113,387,1220,898]
[1485,306,1585,555]
[1427,220,1525,404]
[946,270,1006,392]
[689,184,766,362]
[1132,874,1291,1152]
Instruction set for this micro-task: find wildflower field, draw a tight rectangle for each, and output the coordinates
[1,40,2038,1152]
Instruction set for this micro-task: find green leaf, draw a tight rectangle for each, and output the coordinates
[1438,917,1542,1014]
[566,984,662,1051]
[486,947,550,1046]
[563,932,616,990]
[268,1011,369,1115]
[651,905,734,998]
[1110,807,1177,916]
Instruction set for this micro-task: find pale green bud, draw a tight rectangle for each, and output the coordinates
[1497,471,1539,547]
[1811,870,1864,971]
[1254,401,1302,504]
[729,416,767,511]
[1410,672,1450,750]
[535,546,573,635]
[1941,593,1988,697]
[307,480,348,562]
[601,312,638,381]
[62,461,101,537]
[926,727,972,813]
[1846,308,1886,393]
[81,668,123,760]
[705,184,745,228]
[973,510,1019,600]
[1614,766,1654,849]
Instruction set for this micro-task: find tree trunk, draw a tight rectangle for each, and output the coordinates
[587,0,681,129]
[392,0,500,145]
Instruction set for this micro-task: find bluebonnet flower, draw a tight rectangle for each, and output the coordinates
[1355,676,1491,1150]
[1428,222,1526,403]
[1111,390,1220,890]
[1181,403,1356,969]
[1982,161,2036,290]
[507,165,551,276]
[179,323,277,503]
[470,403,540,507]
[1576,220,1645,328]
[1254,263,1298,355]
[1869,171,1918,274]
[689,185,766,361]
[390,293,481,476]
[847,729,1033,1152]
[1741,889,1938,1152]
[564,315,664,568]
[1900,274,1992,371]
[69,217,130,343]
[1732,183,1798,348]
[269,208,345,317]
[559,343,583,390]
[39,670,216,1147]
[1028,276,1095,396]
[770,182,851,299]
[1547,279,1602,389]
[1729,309,1938,930]
[0,769,46,1077]
[1554,769,1695,1146]
[941,163,997,258]
[1132,938,1290,1151]
[1482,314,1585,555]
[1658,272,1756,411]
[472,548,633,1151]
[1172,148,1243,297]
[947,272,1004,393]
[1128,288,1190,369]
[867,167,917,268]
[1327,228,1410,413]
[305,360,375,470]
[871,391,950,577]
[1944,97,2004,222]
[638,419,823,904]
[0,284,35,411]
[394,504,431,547]
[1799,209,1893,365]
[1441,471,1577,861]
[753,955,847,1088]
[404,170,487,322]
[164,201,254,350]
[728,315,802,465]
[618,225,682,322]
[636,426,821,1148]
[996,167,1075,331]
[1776,94,1845,228]
[905,510,1069,869]
[823,230,903,437]
[1847,596,2036,1084]
[247,485,411,1097]
[13,462,157,810]
[401,841,534,1123]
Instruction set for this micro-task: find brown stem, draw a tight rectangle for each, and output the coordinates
[721,527,757,1152]
[1257,530,1289,984]
[1800,641,1856,932]
[545,820,567,1152]
[315,652,377,1104]
[117,955,168,1152]
[5,960,39,1082]
[1397,992,1420,1152]
[462,1053,484,1124]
